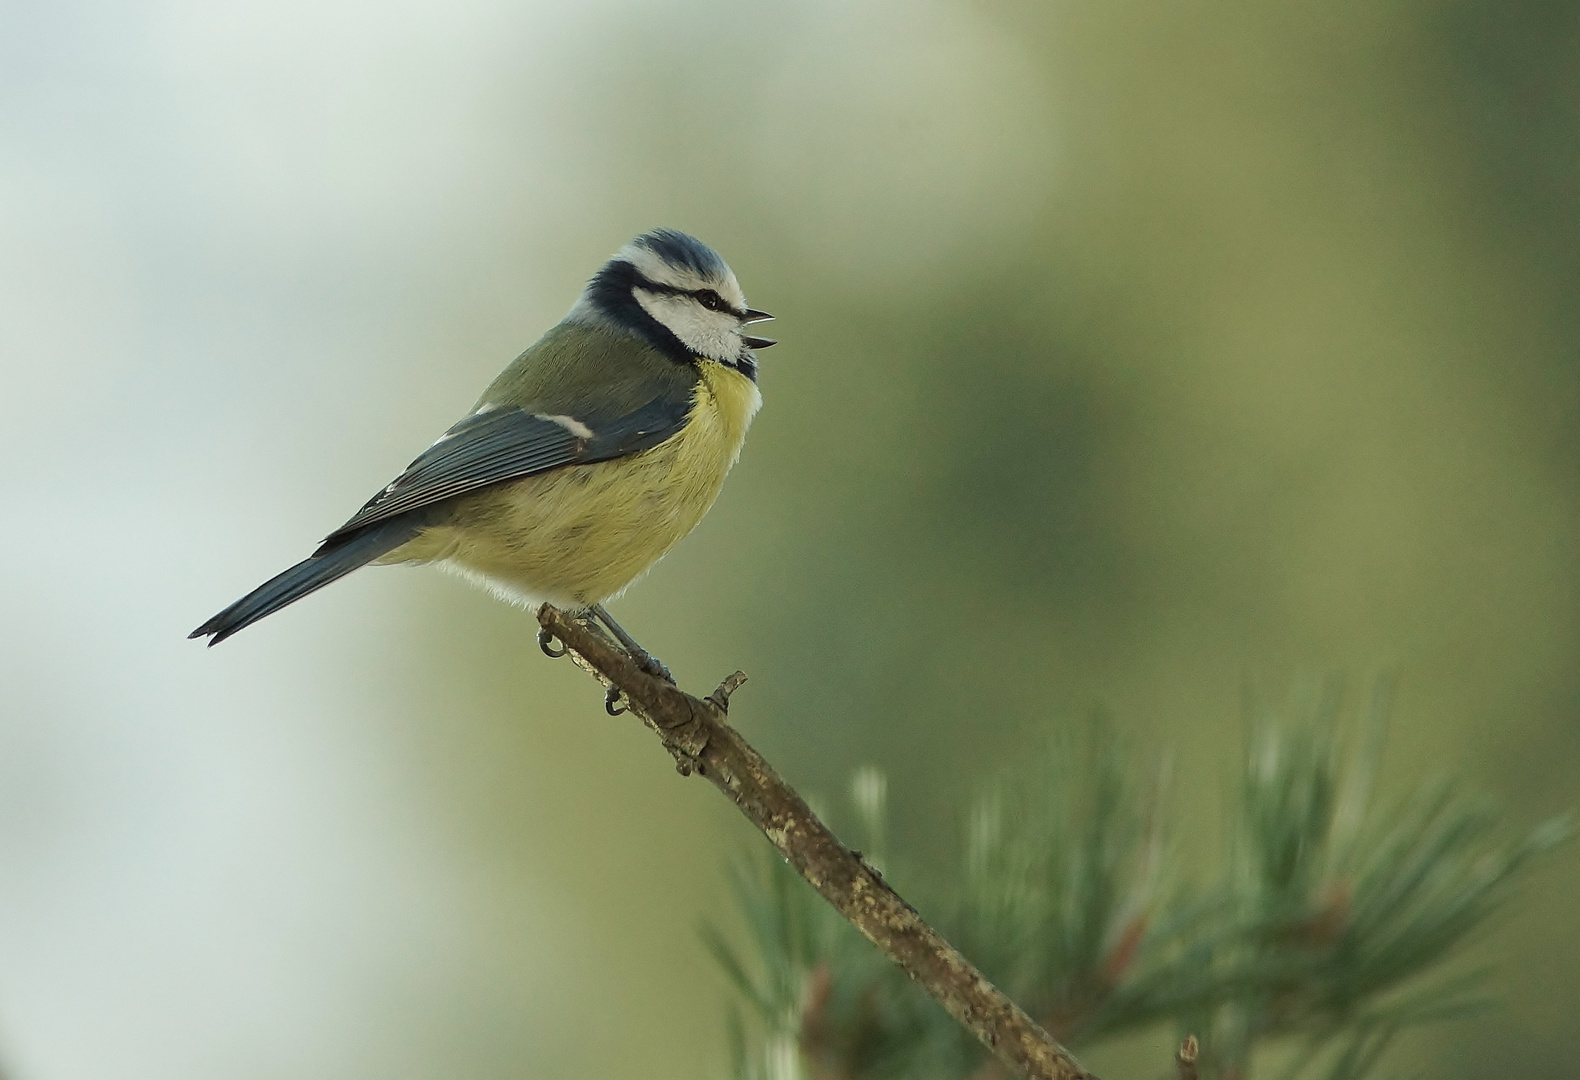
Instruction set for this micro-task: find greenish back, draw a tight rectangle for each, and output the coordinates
[476,321,699,420]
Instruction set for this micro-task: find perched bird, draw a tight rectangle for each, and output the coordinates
[191,228,774,683]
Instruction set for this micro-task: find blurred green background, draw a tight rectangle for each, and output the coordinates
[1,0,1576,1077]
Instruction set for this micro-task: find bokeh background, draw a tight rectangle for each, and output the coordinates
[2,0,1577,1076]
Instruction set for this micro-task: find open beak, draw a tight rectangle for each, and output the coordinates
[742,335,777,350]
[742,308,774,324]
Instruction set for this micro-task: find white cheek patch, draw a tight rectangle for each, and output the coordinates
[535,413,595,440]
[632,288,682,331]
[633,288,738,362]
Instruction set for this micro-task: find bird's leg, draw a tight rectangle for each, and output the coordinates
[588,603,675,684]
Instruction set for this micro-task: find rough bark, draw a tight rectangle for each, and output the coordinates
[537,604,1096,1080]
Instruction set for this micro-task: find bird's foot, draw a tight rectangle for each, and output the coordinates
[628,647,674,685]
[600,641,669,716]
[545,604,675,716]
[588,603,675,685]
[537,627,567,658]
[603,646,671,716]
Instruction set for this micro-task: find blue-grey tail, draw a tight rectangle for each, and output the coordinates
[189,517,422,645]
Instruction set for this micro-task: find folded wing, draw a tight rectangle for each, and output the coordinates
[192,390,694,644]
[320,393,692,547]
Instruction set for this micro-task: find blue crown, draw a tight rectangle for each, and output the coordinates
[631,228,728,280]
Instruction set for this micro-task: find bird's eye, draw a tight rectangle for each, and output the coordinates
[695,289,726,311]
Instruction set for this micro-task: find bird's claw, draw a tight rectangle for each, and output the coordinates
[605,685,627,716]
[538,628,567,659]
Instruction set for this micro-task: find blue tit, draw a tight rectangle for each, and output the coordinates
[191,228,775,677]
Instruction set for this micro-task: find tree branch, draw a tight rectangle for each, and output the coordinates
[537,604,1095,1080]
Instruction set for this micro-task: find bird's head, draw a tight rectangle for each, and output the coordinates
[574,228,775,375]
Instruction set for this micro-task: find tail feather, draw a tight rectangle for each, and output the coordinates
[190,517,422,645]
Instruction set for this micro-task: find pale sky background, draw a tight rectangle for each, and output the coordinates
[0,3,1064,1077]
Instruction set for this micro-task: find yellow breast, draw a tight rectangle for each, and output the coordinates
[683,356,763,467]
[392,359,761,608]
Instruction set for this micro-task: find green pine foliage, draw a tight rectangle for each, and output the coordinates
[705,682,1570,1080]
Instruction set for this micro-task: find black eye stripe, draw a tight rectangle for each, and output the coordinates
[629,272,740,316]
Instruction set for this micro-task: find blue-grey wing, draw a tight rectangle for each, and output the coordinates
[320,393,692,547]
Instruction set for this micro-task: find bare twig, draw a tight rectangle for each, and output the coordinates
[1176,1035,1199,1080]
[537,604,1095,1080]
